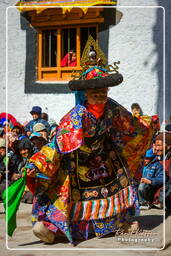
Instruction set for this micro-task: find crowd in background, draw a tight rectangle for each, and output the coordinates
[0,103,171,214]
[0,106,58,204]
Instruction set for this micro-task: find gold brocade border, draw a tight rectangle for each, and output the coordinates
[16,1,117,14]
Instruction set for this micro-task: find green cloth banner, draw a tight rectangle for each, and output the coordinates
[2,171,26,237]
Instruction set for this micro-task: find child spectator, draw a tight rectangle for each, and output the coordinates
[25,106,50,137]
[138,148,164,210]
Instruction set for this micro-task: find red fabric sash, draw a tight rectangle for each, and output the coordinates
[87,103,105,119]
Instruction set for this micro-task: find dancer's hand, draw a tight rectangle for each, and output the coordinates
[22,167,36,178]
[141,178,151,184]
[27,168,36,177]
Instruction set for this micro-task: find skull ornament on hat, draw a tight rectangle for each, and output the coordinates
[68,35,123,91]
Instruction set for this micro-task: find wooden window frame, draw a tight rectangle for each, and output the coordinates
[37,24,99,82]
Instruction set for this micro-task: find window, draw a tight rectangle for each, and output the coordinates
[42,30,57,67]
[37,25,97,81]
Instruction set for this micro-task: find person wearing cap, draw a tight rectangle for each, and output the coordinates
[138,148,163,210]
[23,53,153,244]
[25,106,50,137]
[33,123,48,142]
[153,132,171,212]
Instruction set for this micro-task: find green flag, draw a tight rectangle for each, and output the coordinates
[2,171,26,236]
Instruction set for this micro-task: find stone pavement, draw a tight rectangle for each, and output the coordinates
[0,202,168,256]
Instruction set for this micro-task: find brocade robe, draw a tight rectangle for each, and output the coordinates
[27,98,153,243]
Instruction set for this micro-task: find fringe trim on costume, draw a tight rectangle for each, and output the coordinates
[70,186,134,221]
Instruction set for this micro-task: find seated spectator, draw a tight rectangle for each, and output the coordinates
[15,138,35,204]
[25,106,50,137]
[16,138,34,173]
[11,122,25,138]
[29,132,47,151]
[0,138,20,201]
[6,131,19,152]
[138,148,163,210]
[33,123,49,142]
[153,132,171,212]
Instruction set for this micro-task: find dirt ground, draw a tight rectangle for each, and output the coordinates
[0,202,168,256]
